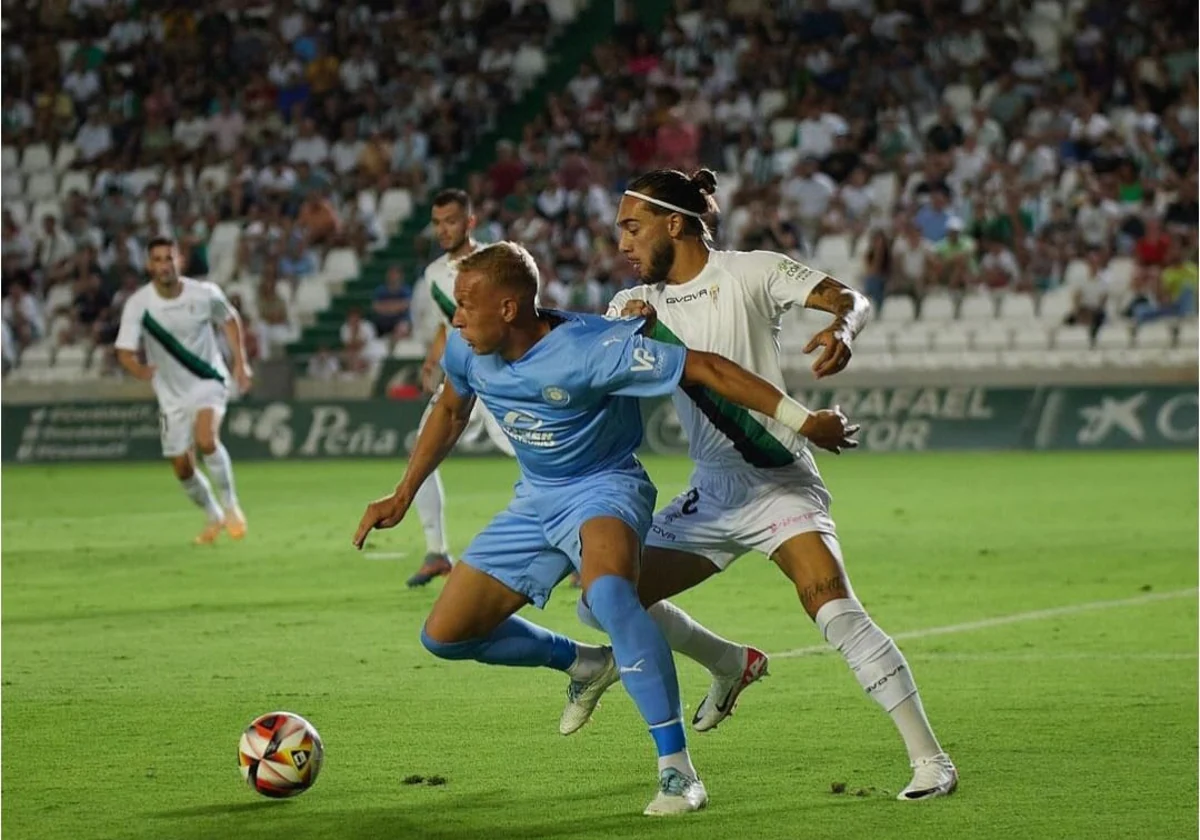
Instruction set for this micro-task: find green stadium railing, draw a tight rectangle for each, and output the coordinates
[287,0,621,361]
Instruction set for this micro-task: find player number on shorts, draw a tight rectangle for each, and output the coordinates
[681,488,700,516]
[630,347,657,372]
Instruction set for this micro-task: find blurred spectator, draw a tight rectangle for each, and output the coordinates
[339,306,382,374]
[370,266,413,341]
[1065,250,1111,339]
[308,344,342,380]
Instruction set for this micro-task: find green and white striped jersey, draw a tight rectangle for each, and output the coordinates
[115,278,233,408]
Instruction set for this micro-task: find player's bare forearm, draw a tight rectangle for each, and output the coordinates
[116,349,153,381]
[803,277,870,338]
[222,316,249,374]
[425,324,448,368]
[394,387,474,500]
[681,350,786,418]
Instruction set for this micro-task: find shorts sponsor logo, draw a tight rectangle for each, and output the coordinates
[650,524,677,541]
[768,510,821,534]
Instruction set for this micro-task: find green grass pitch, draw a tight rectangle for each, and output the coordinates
[2,452,1196,840]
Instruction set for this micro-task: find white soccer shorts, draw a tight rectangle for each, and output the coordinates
[159,380,229,458]
[646,459,838,569]
[421,383,516,457]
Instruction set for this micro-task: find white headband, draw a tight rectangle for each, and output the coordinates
[623,190,704,218]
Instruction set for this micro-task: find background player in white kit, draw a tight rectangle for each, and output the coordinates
[115,236,253,545]
[406,189,517,587]
[561,169,958,801]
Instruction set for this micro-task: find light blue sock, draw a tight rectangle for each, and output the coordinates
[585,575,688,761]
[420,616,577,670]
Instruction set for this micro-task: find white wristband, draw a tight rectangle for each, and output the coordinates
[773,395,812,432]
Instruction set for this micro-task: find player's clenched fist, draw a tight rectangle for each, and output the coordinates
[621,299,658,329]
[799,405,860,455]
[353,492,412,549]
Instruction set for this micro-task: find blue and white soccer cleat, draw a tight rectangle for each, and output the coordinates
[643,767,708,816]
[559,647,620,735]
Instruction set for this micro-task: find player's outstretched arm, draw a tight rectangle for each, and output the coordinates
[352,380,476,549]
[801,277,871,379]
[680,349,860,454]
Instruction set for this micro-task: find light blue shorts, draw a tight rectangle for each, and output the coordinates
[461,462,657,608]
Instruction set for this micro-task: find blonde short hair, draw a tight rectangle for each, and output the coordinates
[457,241,539,298]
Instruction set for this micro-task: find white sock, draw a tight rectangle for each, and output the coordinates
[565,643,608,681]
[413,470,448,555]
[201,444,239,509]
[816,598,943,763]
[648,601,746,677]
[181,473,224,522]
[657,747,697,779]
[578,597,746,677]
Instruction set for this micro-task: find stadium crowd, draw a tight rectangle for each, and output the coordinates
[2,0,1198,380]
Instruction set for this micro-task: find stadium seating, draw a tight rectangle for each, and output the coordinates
[1,0,1196,383]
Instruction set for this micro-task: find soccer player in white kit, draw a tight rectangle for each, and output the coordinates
[406,190,517,587]
[115,236,253,544]
[561,169,958,800]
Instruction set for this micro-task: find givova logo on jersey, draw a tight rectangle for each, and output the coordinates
[664,284,720,305]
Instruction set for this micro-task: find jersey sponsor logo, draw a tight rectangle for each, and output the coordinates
[650,524,677,541]
[629,347,657,372]
[501,409,555,447]
[541,386,570,406]
[664,284,719,305]
[776,258,817,284]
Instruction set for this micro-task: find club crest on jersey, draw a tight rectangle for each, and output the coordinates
[542,385,570,406]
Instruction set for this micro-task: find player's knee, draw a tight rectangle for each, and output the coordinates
[419,624,483,661]
[172,457,194,480]
[582,574,642,632]
[195,431,218,455]
[815,598,891,661]
[575,597,604,632]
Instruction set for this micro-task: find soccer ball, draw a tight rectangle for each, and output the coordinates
[238,711,324,798]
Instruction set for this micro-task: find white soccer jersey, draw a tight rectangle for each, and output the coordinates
[422,244,480,332]
[115,278,234,410]
[608,249,827,473]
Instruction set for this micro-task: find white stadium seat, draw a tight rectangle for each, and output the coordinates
[379,188,414,232]
[1177,320,1198,348]
[879,295,916,323]
[892,323,932,353]
[1135,321,1175,350]
[855,326,892,353]
[19,143,53,174]
[322,248,361,283]
[295,281,332,317]
[1011,326,1052,351]
[998,292,1036,321]
[959,291,996,320]
[920,293,956,322]
[23,171,57,202]
[972,324,1011,351]
[1039,288,1072,322]
[53,144,78,172]
[1055,324,1093,352]
[58,170,92,196]
[931,325,971,353]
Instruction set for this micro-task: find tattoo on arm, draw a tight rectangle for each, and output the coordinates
[804,278,871,337]
[798,573,850,612]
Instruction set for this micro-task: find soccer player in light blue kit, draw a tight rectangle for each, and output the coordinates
[353,241,857,816]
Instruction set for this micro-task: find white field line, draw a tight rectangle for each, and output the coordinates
[771,588,1199,659]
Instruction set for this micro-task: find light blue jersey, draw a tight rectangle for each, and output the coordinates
[440,310,688,606]
[441,311,687,487]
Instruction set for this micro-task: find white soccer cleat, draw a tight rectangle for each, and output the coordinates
[691,646,769,732]
[897,753,958,800]
[643,768,708,816]
[559,648,620,735]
